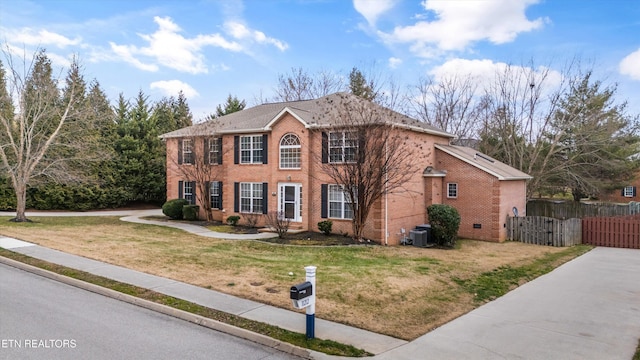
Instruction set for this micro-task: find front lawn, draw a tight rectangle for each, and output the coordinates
[0,216,591,340]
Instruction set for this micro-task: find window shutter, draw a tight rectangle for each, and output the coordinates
[178,140,183,165]
[622,188,625,196]
[321,184,328,218]
[262,134,268,164]
[321,132,328,163]
[219,181,223,209]
[217,138,223,165]
[190,181,196,204]
[634,186,637,197]
[234,136,240,164]
[262,182,268,214]
[205,181,210,206]
[204,138,210,165]
[178,181,184,199]
[234,182,239,212]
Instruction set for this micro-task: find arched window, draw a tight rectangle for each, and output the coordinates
[280,134,301,169]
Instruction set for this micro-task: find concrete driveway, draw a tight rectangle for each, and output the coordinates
[376,247,640,360]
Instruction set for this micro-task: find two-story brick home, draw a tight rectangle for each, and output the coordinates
[161,93,531,244]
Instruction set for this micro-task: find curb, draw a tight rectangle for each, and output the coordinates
[0,255,313,360]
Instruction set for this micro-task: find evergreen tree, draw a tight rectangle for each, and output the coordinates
[348,67,376,101]
[215,94,246,117]
[550,73,640,200]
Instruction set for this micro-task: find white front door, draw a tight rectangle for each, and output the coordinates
[279,183,302,222]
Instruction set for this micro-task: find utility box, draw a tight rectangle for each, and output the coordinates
[290,281,314,309]
[412,224,434,247]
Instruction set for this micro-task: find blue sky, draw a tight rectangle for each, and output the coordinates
[1,0,639,119]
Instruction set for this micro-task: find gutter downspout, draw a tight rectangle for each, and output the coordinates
[384,131,389,246]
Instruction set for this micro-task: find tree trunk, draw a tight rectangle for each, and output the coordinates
[14,181,28,222]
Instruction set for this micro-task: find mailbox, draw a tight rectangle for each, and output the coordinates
[290,281,313,300]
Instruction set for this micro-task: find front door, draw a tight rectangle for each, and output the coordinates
[279,183,302,222]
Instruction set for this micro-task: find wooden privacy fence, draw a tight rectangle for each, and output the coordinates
[527,200,640,219]
[506,216,582,247]
[582,215,640,249]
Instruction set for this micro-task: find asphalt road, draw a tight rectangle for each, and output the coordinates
[0,263,301,360]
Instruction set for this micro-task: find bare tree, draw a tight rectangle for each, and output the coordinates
[476,60,640,199]
[273,67,344,102]
[313,93,417,242]
[0,48,104,222]
[478,61,571,197]
[170,121,228,221]
[409,74,484,141]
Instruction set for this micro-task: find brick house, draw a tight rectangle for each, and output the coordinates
[160,93,531,244]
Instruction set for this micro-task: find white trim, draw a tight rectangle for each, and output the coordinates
[265,107,311,130]
[278,183,302,222]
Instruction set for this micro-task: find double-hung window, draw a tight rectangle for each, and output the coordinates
[182,139,193,164]
[210,181,222,209]
[240,135,263,164]
[280,134,301,169]
[447,183,458,199]
[623,186,636,198]
[183,181,194,203]
[208,138,221,165]
[328,184,355,219]
[329,131,357,163]
[240,182,263,213]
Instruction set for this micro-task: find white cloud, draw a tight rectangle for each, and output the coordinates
[379,0,545,57]
[620,48,640,81]
[388,57,402,69]
[150,80,199,98]
[353,0,397,26]
[4,27,82,48]
[110,16,242,74]
[109,42,159,72]
[430,58,562,94]
[109,16,286,74]
[223,21,288,51]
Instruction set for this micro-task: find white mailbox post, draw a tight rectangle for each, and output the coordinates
[289,265,317,339]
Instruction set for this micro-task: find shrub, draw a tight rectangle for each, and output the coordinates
[243,213,259,228]
[162,199,189,220]
[182,205,199,221]
[265,211,291,239]
[226,215,240,226]
[318,220,333,235]
[427,204,461,248]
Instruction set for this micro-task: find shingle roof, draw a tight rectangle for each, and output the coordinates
[435,144,533,181]
[160,92,455,139]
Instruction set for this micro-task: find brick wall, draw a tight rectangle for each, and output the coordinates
[165,111,526,244]
[434,149,527,242]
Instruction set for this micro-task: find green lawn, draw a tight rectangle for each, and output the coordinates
[0,216,592,340]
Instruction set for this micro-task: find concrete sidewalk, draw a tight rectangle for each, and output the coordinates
[0,236,406,359]
[1,209,639,359]
[1,209,280,240]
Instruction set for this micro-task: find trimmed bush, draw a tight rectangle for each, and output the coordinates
[226,215,240,226]
[318,220,333,235]
[162,199,189,219]
[182,205,199,221]
[427,204,461,248]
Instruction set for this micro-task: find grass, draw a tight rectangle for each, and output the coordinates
[452,247,589,303]
[0,216,593,341]
[0,248,370,357]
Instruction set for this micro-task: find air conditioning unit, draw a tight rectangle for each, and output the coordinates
[410,230,427,247]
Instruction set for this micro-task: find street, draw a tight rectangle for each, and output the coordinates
[0,263,301,360]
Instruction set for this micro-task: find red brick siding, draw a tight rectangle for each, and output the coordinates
[165,111,527,244]
[435,150,527,242]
